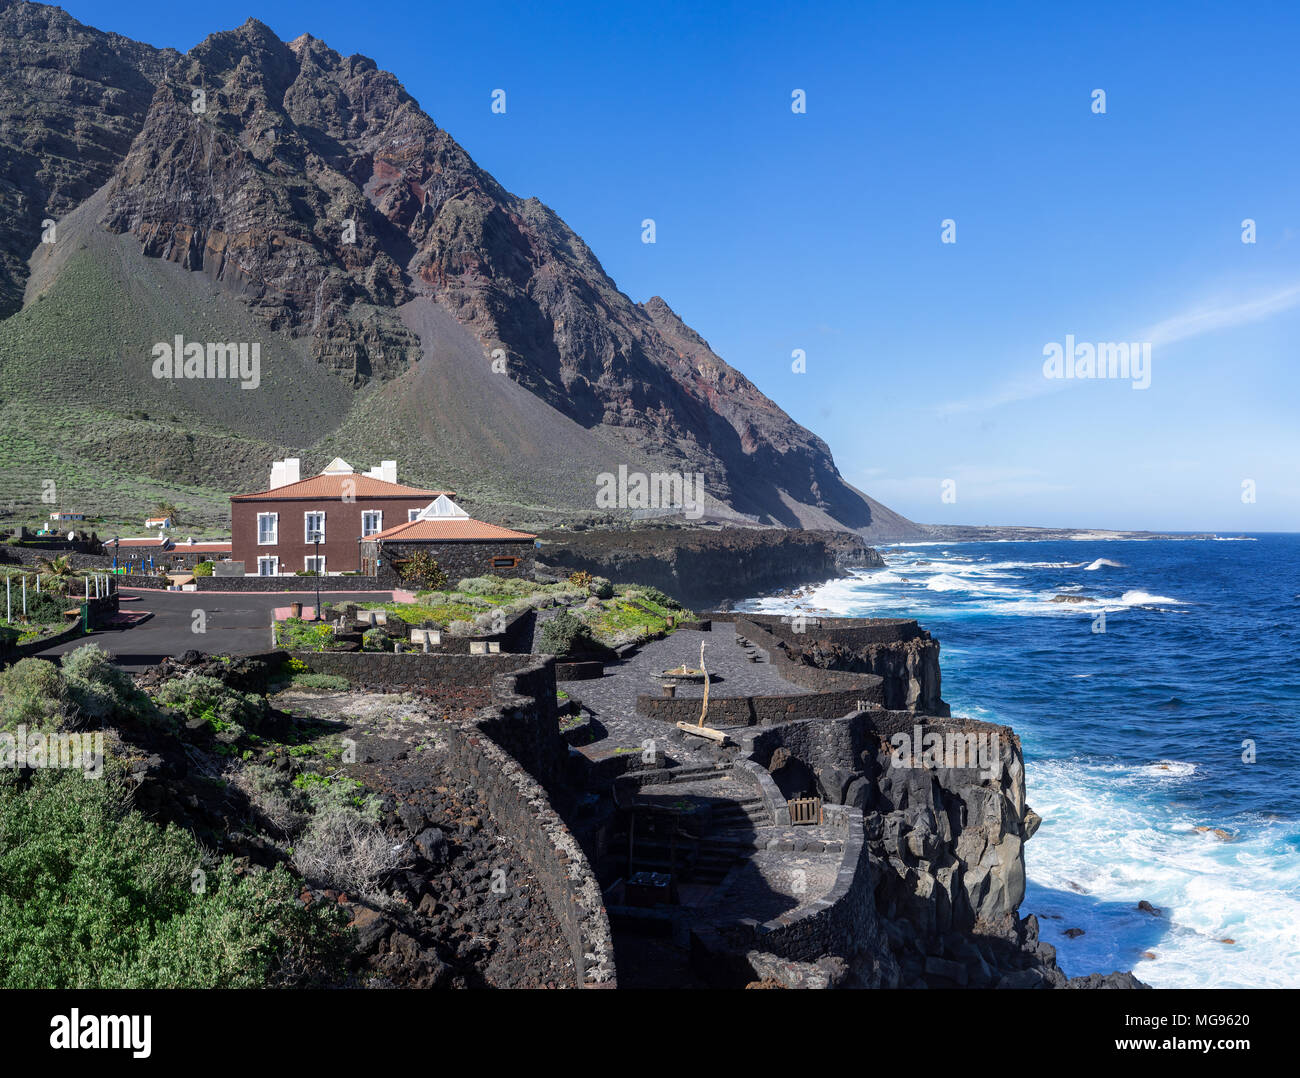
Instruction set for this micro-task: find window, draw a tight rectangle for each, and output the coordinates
[361,510,383,537]
[491,556,518,570]
[304,511,325,543]
[304,555,326,574]
[408,509,420,522]
[257,512,278,545]
[257,556,278,576]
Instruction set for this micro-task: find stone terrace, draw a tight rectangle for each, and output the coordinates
[559,621,811,757]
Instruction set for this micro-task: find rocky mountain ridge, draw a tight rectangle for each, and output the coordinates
[0,4,918,535]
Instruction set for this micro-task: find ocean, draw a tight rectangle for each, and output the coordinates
[739,534,1300,988]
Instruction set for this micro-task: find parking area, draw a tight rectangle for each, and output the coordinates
[31,589,392,671]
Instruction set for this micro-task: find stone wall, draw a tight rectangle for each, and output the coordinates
[745,805,889,970]
[741,709,1036,936]
[635,686,877,727]
[110,573,395,592]
[441,719,614,986]
[290,650,537,694]
[445,658,613,986]
[367,540,537,585]
[730,615,948,716]
[475,661,565,789]
[280,647,613,985]
[0,542,108,569]
[717,611,928,646]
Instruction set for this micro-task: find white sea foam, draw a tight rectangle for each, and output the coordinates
[1084,558,1124,570]
[1108,589,1183,607]
[1021,754,1300,988]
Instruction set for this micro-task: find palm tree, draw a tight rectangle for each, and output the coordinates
[34,554,76,594]
[151,501,180,528]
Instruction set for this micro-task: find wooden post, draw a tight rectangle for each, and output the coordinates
[697,640,710,726]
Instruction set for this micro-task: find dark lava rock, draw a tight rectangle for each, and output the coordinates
[414,827,449,866]
[1067,971,1153,989]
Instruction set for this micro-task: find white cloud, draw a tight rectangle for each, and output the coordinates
[1141,281,1300,346]
[936,279,1300,416]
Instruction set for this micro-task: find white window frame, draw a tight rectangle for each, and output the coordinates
[361,509,383,537]
[304,511,326,543]
[257,556,279,576]
[257,512,278,545]
[304,555,326,575]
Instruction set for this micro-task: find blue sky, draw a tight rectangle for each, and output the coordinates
[66,0,1300,531]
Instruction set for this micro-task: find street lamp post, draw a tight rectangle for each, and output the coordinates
[310,530,322,621]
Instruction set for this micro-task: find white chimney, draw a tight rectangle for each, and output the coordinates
[382,460,397,484]
[284,457,300,485]
[270,460,286,489]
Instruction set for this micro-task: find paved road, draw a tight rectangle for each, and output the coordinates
[33,589,392,671]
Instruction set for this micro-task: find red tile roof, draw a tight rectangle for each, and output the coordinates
[232,474,454,501]
[113,538,231,551]
[367,517,536,543]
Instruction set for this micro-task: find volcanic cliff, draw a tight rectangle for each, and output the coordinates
[0,4,920,537]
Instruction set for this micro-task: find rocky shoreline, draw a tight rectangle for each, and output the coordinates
[537,527,883,608]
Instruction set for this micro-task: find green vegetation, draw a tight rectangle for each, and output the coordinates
[192,561,214,577]
[0,658,68,729]
[274,617,336,651]
[368,599,484,626]
[0,644,141,731]
[361,626,393,652]
[152,675,267,740]
[0,768,349,989]
[538,609,599,657]
[395,550,448,589]
[288,672,350,692]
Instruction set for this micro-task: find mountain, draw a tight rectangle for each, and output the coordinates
[0,4,922,539]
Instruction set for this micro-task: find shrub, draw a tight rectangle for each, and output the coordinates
[60,644,135,724]
[538,609,598,656]
[0,658,68,729]
[455,575,534,597]
[191,561,214,577]
[17,588,70,624]
[396,550,447,590]
[274,617,335,651]
[291,804,401,900]
[446,619,474,637]
[291,673,349,692]
[633,585,685,611]
[361,626,393,652]
[567,570,593,589]
[231,763,306,837]
[0,769,349,988]
[153,675,267,738]
[590,575,614,599]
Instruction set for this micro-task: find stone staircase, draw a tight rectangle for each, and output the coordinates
[615,763,773,886]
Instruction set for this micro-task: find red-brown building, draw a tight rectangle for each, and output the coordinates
[360,495,536,581]
[230,458,452,576]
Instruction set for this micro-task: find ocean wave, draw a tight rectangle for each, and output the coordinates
[1084,558,1124,571]
[1023,756,1300,988]
[1108,589,1183,607]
